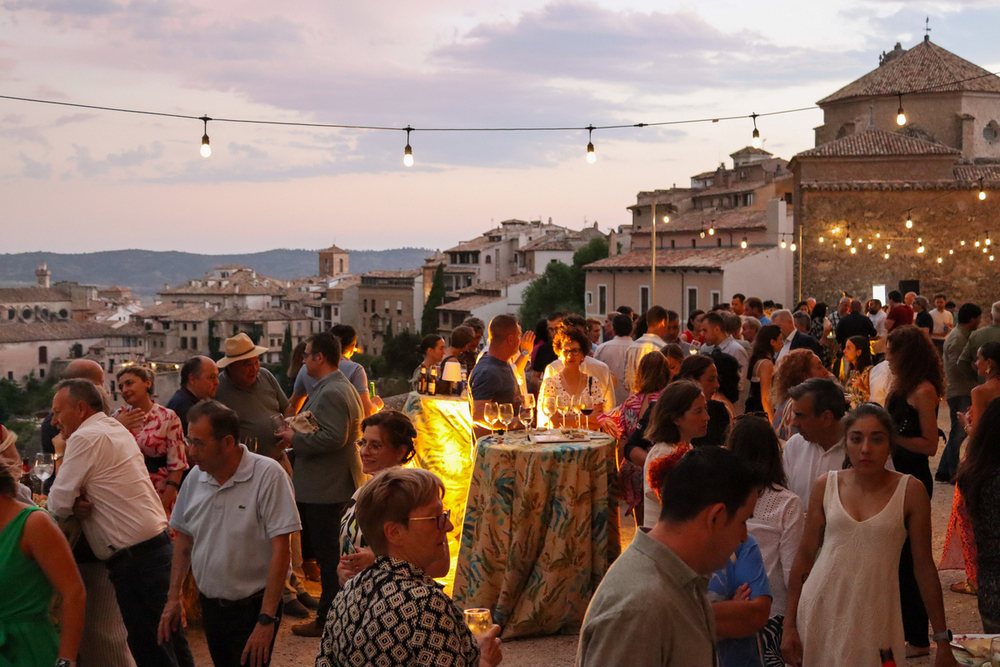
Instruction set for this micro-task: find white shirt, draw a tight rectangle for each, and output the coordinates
[624,333,666,393]
[868,310,888,338]
[747,486,804,617]
[594,336,633,405]
[775,335,793,362]
[930,308,954,340]
[48,413,168,560]
[782,432,894,503]
[170,446,301,600]
[707,335,750,412]
[868,360,891,406]
[543,356,617,409]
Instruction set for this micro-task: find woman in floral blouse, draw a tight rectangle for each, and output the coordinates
[111,366,188,517]
[538,328,608,429]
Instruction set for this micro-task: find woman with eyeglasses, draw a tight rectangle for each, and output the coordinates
[336,410,417,586]
[318,467,503,667]
[537,328,608,429]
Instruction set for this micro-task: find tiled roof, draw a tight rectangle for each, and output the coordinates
[214,308,303,322]
[454,273,538,295]
[445,236,493,253]
[799,180,980,191]
[0,321,116,344]
[107,323,147,336]
[819,39,1000,105]
[954,165,1000,183]
[795,129,959,158]
[730,146,774,158]
[0,286,72,303]
[436,294,504,312]
[363,269,421,279]
[319,244,347,253]
[642,208,768,234]
[161,267,287,296]
[135,303,217,321]
[584,247,772,271]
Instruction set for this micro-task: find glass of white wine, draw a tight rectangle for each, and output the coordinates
[483,402,500,436]
[570,393,586,431]
[518,403,534,432]
[541,396,557,430]
[464,608,493,638]
[556,395,572,429]
[33,453,54,485]
[498,403,514,443]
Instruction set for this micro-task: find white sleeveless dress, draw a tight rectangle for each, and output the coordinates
[798,471,909,667]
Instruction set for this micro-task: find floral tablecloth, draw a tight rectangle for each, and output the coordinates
[402,392,476,549]
[453,430,620,638]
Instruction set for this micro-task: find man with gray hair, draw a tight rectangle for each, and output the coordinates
[827,296,851,332]
[48,379,189,666]
[773,309,822,362]
[959,300,1000,374]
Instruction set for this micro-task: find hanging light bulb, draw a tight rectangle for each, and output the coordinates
[961,240,966,246]
[986,231,992,246]
[896,93,906,126]
[403,126,414,167]
[819,236,825,243]
[991,255,995,261]
[586,125,596,164]
[884,253,890,260]
[199,115,211,158]
[663,215,670,223]
[918,244,925,254]
[780,239,787,249]
[886,243,891,250]
[978,178,987,200]
[937,257,943,263]
[708,226,715,236]
[741,236,748,249]
[850,247,857,254]
[905,211,913,229]
[975,240,981,248]
[867,244,873,250]
[876,232,881,239]
[985,247,990,254]
[750,113,762,149]
[949,249,954,255]
[845,235,852,246]
[790,242,797,252]
[700,230,706,239]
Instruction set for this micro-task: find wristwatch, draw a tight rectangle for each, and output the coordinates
[55,659,74,667]
[930,629,953,642]
[258,612,278,626]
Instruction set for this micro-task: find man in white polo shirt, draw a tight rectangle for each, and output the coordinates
[159,400,300,667]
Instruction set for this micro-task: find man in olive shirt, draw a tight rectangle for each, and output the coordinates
[938,303,983,482]
[276,332,364,637]
[577,447,759,667]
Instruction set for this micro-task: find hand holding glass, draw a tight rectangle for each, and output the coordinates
[464,608,493,638]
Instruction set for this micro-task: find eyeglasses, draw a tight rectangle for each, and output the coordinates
[410,509,451,530]
[562,348,585,357]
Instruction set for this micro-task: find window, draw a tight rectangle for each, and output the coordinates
[718,238,722,247]
[163,322,170,330]
[7,372,11,380]
[984,120,1000,144]
[180,337,188,349]
[190,337,197,350]
[639,286,650,314]
[384,300,390,314]
[39,368,45,378]
[686,287,698,320]
[671,239,676,248]
[711,291,721,307]
[192,323,198,331]
[38,346,47,364]
[182,323,188,331]
[364,300,368,313]
[586,291,593,306]
[598,285,607,315]
[397,301,403,315]
[485,255,492,264]
[339,258,344,273]
[334,307,339,316]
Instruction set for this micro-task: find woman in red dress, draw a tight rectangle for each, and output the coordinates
[112,366,188,518]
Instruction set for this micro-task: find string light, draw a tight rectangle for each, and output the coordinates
[876,232,881,239]
[790,242,797,251]
[708,225,715,236]
[845,234,852,246]
[750,113,762,149]
[867,244,873,250]
[403,126,414,167]
[663,215,670,223]
[905,211,913,229]
[986,231,992,246]
[949,249,954,255]
[975,240,981,247]
[918,244,925,253]
[741,236,748,248]
[896,93,906,126]
[819,236,824,243]
[886,243,891,250]
[961,240,966,246]
[979,177,987,200]
[780,239,787,248]
[850,247,857,254]
[937,257,943,263]
[992,255,995,261]
[586,125,596,164]
[884,253,890,259]
[199,115,211,158]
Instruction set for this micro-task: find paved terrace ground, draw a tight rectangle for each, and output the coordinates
[182,404,975,666]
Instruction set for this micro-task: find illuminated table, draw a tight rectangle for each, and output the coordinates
[402,392,476,551]
[453,430,620,638]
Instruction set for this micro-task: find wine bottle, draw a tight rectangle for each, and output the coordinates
[428,367,438,396]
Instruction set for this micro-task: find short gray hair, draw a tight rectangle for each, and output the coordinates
[992,301,1000,323]
[792,310,812,327]
[56,378,104,413]
[741,316,762,334]
[770,309,792,324]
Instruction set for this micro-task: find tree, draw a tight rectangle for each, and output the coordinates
[380,331,423,379]
[421,264,447,335]
[207,319,222,361]
[518,237,609,328]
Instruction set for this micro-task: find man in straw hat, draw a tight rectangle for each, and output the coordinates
[214,332,315,619]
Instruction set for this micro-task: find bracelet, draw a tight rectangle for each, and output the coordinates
[165,481,181,490]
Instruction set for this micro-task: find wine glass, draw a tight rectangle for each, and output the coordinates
[523,394,536,412]
[571,393,586,431]
[556,395,572,429]
[464,608,493,638]
[269,414,286,435]
[541,396,557,430]
[33,453,54,484]
[498,403,514,436]
[518,403,534,431]
[579,394,595,430]
[483,402,500,436]
[991,638,1000,667]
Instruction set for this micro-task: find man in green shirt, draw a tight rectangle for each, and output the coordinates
[577,447,759,667]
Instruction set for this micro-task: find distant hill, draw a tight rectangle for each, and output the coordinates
[0,248,434,299]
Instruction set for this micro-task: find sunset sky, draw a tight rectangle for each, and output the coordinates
[2,1,998,254]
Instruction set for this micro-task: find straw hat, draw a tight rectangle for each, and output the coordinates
[217,333,268,369]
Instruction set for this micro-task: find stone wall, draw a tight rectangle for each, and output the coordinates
[796,188,1000,309]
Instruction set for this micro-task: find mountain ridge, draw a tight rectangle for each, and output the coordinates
[0,248,435,299]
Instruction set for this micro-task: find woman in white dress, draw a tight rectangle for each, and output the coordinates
[782,404,957,667]
[537,328,607,429]
[727,414,804,667]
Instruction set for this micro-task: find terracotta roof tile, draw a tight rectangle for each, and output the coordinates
[644,208,769,234]
[795,129,959,158]
[0,321,116,344]
[0,286,73,303]
[819,39,1000,105]
[436,294,505,312]
[585,247,772,271]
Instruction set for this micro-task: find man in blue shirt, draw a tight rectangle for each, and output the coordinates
[469,314,533,436]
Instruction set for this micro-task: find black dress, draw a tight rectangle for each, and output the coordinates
[888,392,935,648]
[691,400,730,448]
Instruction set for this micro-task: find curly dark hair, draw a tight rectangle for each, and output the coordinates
[553,328,592,357]
[887,325,945,401]
[747,324,781,381]
[958,397,1000,515]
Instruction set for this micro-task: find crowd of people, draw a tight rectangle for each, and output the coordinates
[3,287,1000,667]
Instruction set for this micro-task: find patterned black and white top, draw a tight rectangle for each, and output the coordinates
[316,557,481,667]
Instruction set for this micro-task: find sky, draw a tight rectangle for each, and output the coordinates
[2,0,999,255]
